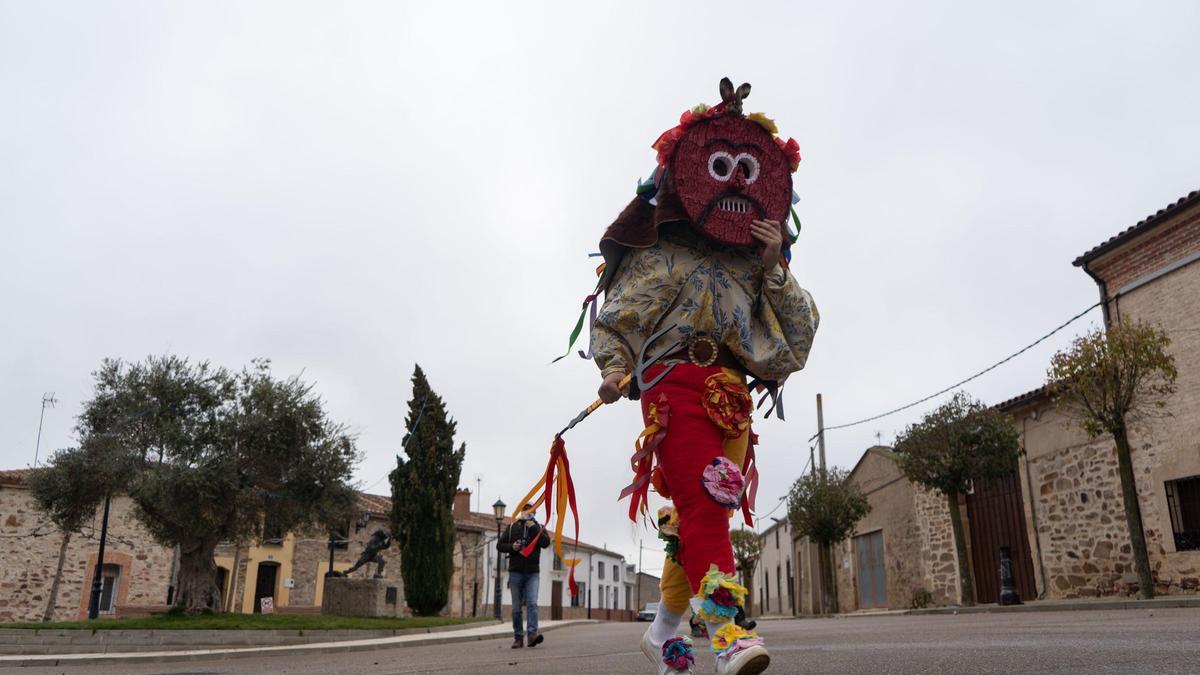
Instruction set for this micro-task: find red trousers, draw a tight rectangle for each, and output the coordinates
[640,363,748,597]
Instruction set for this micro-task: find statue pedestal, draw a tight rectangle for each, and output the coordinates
[322,577,406,618]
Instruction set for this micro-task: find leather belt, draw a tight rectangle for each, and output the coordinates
[662,334,743,370]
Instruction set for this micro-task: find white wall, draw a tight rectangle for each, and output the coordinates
[479,532,628,611]
[753,520,795,616]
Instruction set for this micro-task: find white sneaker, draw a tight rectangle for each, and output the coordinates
[715,643,770,675]
[642,628,694,674]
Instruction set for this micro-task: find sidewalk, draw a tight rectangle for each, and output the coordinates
[0,619,594,667]
[907,594,1200,616]
[838,594,1200,618]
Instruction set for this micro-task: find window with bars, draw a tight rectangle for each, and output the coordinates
[571,582,586,608]
[1165,476,1200,551]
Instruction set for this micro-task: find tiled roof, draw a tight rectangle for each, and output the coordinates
[356,491,392,516]
[993,385,1050,412]
[1074,189,1200,266]
[0,468,32,486]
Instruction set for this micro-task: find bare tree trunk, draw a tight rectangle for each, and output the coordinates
[1113,427,1154,599]
[946,491,976,606]
[175,539,221,614]
[41,531,71,622]
[819,542,839,614]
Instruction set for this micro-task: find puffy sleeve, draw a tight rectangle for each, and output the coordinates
[592,320,635,379]
[761,265,819,370]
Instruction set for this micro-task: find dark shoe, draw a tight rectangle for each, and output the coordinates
[527,633,544,648]
[511,637,525,648]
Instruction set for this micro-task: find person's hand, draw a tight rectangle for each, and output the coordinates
[598,372,628,404]
[513,539,526,552]
[751,219,784,270]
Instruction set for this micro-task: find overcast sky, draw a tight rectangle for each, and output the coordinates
[3,1,1199,577]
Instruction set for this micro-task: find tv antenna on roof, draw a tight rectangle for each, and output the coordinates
[34,393,58,467]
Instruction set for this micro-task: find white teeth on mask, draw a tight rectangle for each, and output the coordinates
[718,198,751,213]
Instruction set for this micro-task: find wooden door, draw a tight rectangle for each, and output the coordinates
[966,472,1037,603]
[551,580,563,620]
[854,530,887,609]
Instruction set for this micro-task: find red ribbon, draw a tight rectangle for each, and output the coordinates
[739,431,760,526]
[619,395,670,523]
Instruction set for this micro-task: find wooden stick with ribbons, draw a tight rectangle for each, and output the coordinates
[517,323,681,597]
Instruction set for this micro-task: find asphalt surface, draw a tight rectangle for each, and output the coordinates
[9,609,1199,674]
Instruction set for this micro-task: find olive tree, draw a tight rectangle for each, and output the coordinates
[31,356,359,614]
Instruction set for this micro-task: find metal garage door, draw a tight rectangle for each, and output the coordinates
[854,530,887,609]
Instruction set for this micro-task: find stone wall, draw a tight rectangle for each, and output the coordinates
[0,485,173,623]
[1014,204,1200,598]
[914,487,960,606]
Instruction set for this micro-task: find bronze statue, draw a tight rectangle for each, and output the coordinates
[343,527,391,579]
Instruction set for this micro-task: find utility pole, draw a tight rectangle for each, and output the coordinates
[815,393,827,473]
[34,393,58,467]
[637,540,643,610]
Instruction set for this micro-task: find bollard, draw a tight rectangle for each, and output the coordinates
[998,546,1023,606]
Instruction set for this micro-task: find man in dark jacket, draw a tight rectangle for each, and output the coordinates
[498,505,551,648]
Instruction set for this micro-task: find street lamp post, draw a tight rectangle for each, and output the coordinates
[87,493,112,620]
[492,498,505,621]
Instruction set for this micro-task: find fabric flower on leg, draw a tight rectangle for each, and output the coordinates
[701,457,744,510]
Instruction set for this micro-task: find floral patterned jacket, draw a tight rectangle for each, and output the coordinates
[591,223,819,384]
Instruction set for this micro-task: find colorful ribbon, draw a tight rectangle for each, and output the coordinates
[739,431,759,526]
[619,395,670,522]
[513,436,582,596]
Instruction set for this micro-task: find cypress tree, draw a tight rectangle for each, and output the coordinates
[390,365,465,616]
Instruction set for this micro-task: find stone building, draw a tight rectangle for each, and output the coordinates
[1,475,505,621]
[0,469,174,623]
[800,448,962,614]
[999,188,1200,599]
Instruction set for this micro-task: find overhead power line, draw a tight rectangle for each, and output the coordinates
[808,301,1101,441]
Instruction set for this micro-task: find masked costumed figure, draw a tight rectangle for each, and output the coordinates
[592,79,818,675]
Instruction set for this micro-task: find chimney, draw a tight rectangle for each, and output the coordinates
[453,488,471,518]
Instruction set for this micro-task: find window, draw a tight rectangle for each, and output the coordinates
[1166,476,1200,551]
[261,517,284,545]
[329,526,349,550]
[612,564,619,583]
[571,582,586,608]
[775,527,780,549]
[764,567,771,611]
[599,584,606,608]
[553,554,563,571]
[598,561,605,579]
[98,564,121,614]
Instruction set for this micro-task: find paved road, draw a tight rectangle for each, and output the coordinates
[12,609,1200,674]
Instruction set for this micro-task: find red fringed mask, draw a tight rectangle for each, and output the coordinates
[651,78,800,247]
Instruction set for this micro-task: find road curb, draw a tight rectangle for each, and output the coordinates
[0,619,596,667]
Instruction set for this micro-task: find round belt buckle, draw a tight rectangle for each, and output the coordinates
[687,335,719,367]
